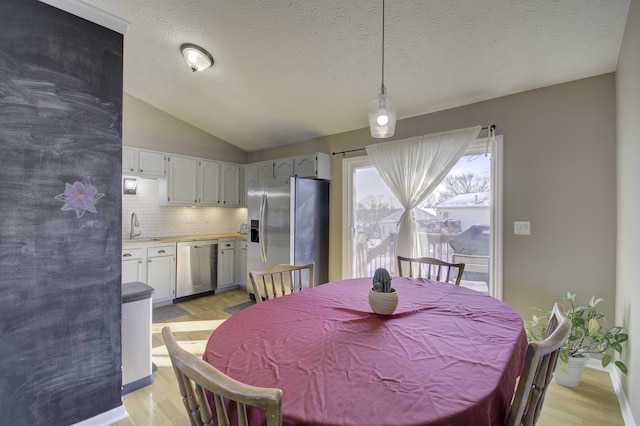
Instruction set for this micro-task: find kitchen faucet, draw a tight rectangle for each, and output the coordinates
[130,212,141,240]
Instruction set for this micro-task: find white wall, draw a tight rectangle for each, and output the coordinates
[616,0,639,422]
[121,178,247,240]
[252,73,618,342]
[123,93,248,164]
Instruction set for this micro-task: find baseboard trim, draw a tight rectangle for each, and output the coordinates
[70,405,128,426]
[611,368,637,426]
[586,361,637,426]
[123,374,154,395]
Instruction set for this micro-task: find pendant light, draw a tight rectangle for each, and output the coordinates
[368,0,396,138]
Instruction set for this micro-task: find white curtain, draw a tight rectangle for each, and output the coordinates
[365,126,482,258]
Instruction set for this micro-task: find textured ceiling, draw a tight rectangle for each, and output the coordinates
[80,0,630,152]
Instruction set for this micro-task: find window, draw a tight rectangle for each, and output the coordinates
[342,136,503,299]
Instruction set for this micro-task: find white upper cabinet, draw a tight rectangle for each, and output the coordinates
[160,156,241,207]
[220,163,240,206]
[245,153,330,182]
[199,159,220,205]
[274,158,294,179]
[122,147,137,175]
[245,164,258,185]
[257,162,274,180]
[137,150,166,178]
[121,147,166,178]
[293,152,330,180]
[165,155,198,205]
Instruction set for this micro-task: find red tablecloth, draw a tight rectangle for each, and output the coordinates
[204,278,527,426]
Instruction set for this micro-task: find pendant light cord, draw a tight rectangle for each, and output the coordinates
[381,0,385,91]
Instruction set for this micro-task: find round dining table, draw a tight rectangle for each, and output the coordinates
[204,277,527,426]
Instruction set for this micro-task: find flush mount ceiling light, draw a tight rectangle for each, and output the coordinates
[368,0,396,138]
[181,43,214,72]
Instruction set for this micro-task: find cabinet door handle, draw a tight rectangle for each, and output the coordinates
[123,253,132,257]
[148,259,152,263]
[140,169,144,173]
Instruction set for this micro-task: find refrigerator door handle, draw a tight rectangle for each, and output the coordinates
[259,194,267,263]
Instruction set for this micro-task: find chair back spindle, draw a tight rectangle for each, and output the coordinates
[250,262,315,302]
[162,326,283,426]
[397,256,465,285]
[505,303,571,426]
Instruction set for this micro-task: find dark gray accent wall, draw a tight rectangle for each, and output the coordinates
[0,1,123,424]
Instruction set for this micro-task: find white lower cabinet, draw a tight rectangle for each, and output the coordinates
[123,238,246,302]
[122,248,146,284]
[237,240,248,289]
[146,244,176,306]
[218,239,235,289]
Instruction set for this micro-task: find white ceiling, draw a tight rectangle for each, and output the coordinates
[80,0,630,152]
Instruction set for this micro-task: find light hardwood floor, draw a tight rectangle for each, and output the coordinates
[114,289,625,425]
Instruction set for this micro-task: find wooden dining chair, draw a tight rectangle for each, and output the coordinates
[397,256,465,285]
[162,326,283,426]
[250,262,315,303]
[505,303,571,426]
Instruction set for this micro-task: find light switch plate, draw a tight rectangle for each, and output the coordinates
[514,221,531,235]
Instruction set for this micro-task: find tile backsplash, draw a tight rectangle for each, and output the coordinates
[122,178,247,239]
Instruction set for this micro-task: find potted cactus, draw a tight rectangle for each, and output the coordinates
[368,268,398,315]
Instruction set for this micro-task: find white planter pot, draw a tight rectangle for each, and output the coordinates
[554,354,590,387]
[368,289,398,315]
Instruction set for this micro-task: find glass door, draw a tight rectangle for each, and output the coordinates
[343,136,503,298]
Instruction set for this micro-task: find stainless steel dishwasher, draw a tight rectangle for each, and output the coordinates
[176,240,218,299]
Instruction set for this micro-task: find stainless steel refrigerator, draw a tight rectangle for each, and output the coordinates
[247,177,329,293]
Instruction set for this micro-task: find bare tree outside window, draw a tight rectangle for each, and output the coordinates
[422,172,490,207]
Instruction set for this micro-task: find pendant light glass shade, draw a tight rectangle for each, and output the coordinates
[369,85,396,138]
[181,43,214,72]
[369,0,396,138]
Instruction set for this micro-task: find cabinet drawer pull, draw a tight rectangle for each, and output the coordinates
[157,250,166,254]
[123,253,132,257]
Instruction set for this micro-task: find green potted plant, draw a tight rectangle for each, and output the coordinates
[368,268,398,315]
[525,292,628,387]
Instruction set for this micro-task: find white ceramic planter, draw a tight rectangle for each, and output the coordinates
[368,288,398,315]
[554,354,590,387]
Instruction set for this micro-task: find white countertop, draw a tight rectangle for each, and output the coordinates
[123,233,247,246]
